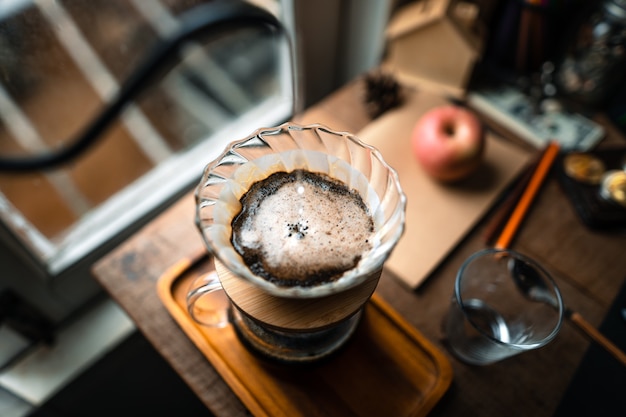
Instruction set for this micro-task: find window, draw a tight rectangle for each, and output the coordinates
[0,0,296,324]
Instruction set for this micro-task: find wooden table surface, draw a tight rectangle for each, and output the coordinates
[93,79,626,417]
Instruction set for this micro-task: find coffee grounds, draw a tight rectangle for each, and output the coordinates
[231,170,374,287]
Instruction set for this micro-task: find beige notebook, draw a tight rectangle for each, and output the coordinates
[357,90,532,289]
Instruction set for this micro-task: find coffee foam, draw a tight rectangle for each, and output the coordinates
[232,170,374,286]
[209,150,383,288]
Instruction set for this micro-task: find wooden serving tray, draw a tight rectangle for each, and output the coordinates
[157,255,453,417]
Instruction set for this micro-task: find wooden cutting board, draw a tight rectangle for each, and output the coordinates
[357,90,532,288]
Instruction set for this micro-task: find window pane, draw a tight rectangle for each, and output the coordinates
[0,0,293,271]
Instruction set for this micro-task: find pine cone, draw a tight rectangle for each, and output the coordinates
[362,71,405,118]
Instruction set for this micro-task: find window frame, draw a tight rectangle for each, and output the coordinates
[0,0,298,322]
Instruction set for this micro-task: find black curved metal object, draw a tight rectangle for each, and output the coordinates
[0,0,289,172]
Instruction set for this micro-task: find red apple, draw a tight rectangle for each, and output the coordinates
[411,104,485,182]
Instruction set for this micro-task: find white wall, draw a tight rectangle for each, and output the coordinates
[294,0,394,106]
